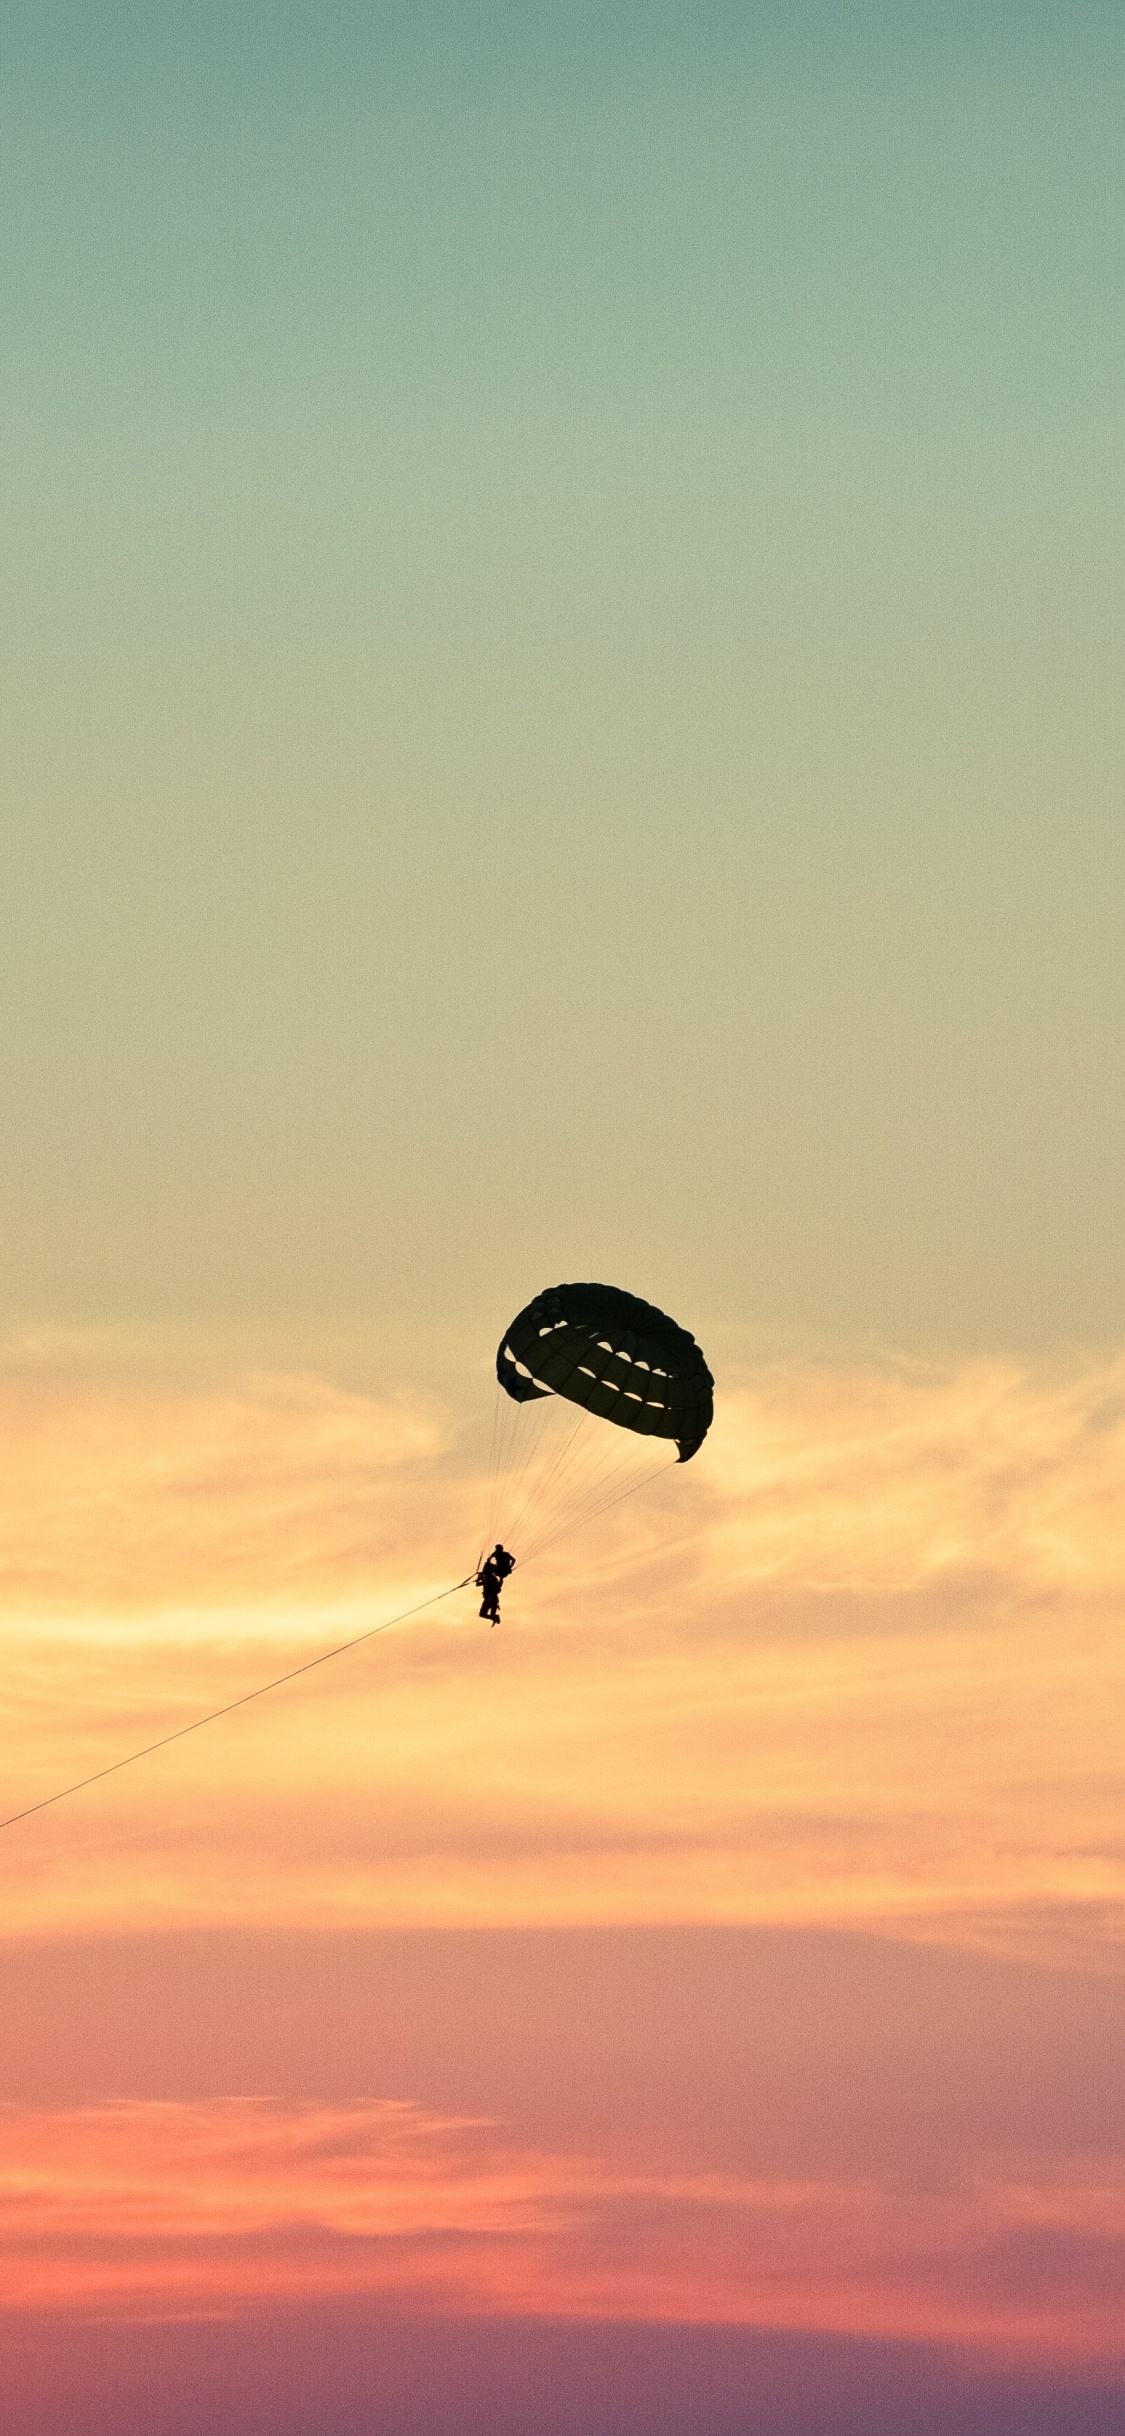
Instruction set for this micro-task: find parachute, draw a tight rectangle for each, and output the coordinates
[483,1283,713,1563]
[498,1282,713,1459]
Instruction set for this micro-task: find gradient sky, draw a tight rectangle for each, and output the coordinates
[2,6,1123,2433]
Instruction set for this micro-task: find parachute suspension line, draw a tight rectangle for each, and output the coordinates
[486,1372,539,1550]
[517,1455,676,1566]
[482,1377,507,1556]
[514,1433,627,1548]
[482,1383,506,1549]
[513,1416,661,1550]
[0,1572,478,1838]
[493,1401,607,1552]
[487,1396,673,1562]
[481,1381,496,1554]
[518,1442,668,1559]
[501,1403,588,1546]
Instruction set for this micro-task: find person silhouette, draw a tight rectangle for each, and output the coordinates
[477,1544,515,1624]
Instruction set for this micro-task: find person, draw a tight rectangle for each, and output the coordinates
[477,1543,515,1625]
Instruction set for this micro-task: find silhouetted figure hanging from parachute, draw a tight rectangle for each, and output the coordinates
[476,1543,515,1624]
[480,1284,715,1594]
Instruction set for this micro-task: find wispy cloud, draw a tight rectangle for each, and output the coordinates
[706,1357,1125,1595]
[1,2098,1121,2365]
[4,1342,1123,1613]
[0,1341,1122,1955]
[0,1355,455,1614]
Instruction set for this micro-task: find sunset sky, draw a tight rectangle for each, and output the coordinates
[2,6,1123,2432]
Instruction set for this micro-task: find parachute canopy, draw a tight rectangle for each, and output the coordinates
[496,1282,714,1463]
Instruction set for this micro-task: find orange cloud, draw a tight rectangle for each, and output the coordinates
[4,1339,1124,1614]
[0,1346,456,1614]
[0,1336,1122,1959]
[708,1357,1125,1595]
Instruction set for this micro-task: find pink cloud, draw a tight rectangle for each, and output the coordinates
[0,2098,1122,2366]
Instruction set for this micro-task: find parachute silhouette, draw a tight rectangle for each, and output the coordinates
[484,1283,713,1562]
[497,1281,713,1460]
